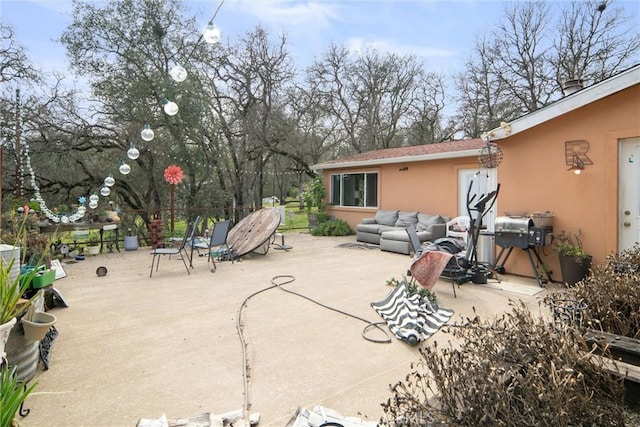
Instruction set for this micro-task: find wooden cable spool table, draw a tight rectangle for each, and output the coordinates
[227,208,281,257]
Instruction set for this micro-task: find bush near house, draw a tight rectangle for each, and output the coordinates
[310,213,351,236]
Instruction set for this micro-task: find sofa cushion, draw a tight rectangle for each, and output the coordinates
[375,210,399,226]
[380,229,410,242]
[417,213,445,231]
[356,223,381,234]
[395,211,418,228]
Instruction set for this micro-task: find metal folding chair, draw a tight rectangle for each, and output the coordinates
[150,221,195,277]
[192,219,232,272]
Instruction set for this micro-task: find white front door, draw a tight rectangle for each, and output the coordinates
[619,137,640,251]
[458,167,498,232]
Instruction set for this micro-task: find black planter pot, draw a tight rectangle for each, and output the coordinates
[559,255,592,286]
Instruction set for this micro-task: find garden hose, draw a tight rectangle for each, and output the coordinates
[235,275,392,421]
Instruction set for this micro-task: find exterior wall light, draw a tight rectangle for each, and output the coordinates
[568,155,585,174]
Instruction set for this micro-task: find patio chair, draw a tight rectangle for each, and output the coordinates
[150,221,196,278]
[191,219,232,272]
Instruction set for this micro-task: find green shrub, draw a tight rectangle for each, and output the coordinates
[311,219,351,236]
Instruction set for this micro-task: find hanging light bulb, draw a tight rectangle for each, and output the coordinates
[127,143,140,160]
[119,160,131,175]
[60,215,70,224]
[104,173,115,187]
[100,185,111,197]
[89,200,98,210]
[140,124,155,141]
[203,21,221,44]
[162,98,179,116]
[169,64,188,82]
[77,206,87,216]
[89,194,99,203]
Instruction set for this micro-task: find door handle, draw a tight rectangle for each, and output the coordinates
[624,222,631,227]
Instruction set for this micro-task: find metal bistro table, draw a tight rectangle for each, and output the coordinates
[39,222,120,254]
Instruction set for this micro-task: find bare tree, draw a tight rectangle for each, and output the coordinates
[0,24,37,84]
[552,0,640,85]
[454,35,523,138]
[453,0,639,136]
[307,43,431,153]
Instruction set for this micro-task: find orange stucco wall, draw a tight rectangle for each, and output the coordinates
[323,158,477,227]
[323,84,640,281]
[496,85,640,279]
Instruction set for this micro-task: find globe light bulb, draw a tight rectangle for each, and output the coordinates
[89,194,99,203]
[61,215,69,224]
[169,64,187,82]
[119,160,131,175]
[162,98,179,116]
[100,185,111,197]
[141,124,155,141]
[127,143,140,160]
[104,173,115,187]
[203,22,221,44]
[77,206,86,215]
[89,200,98,210]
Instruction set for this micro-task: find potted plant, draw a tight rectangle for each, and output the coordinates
[0,216,44,363]
[97,210,108,223]
[554,230,592,286]
[86,230,101,256]
[1,365,37,427]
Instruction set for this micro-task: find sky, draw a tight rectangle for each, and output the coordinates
[4,0,638,81]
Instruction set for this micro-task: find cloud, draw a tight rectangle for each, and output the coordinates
[345,37,457,60]
[226,0,339,30]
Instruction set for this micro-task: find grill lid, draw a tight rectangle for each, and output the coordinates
[495,216,533,234]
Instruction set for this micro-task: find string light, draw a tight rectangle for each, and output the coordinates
[162,98,179,116]
[169,64,188,82]
[127,143,140,160]
[119,160,131,175]
[22,141,88,223]
[141,124,155,141]
[104,173,115,187]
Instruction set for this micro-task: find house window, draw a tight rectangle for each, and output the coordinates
[330,172,378,207]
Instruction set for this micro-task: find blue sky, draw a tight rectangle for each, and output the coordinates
[6,0,639,78]
[1,0,639,89]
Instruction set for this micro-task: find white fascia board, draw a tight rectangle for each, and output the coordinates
[488,66,640,141]
[312,149,482,171]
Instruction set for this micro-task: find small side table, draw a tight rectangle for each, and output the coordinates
[100,224,120,253]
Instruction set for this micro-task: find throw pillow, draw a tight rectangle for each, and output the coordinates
[395,211,418,228]
[417,213,445,231]
[375,210,399,226]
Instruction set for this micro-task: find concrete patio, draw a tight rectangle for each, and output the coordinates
[18,232,553,426]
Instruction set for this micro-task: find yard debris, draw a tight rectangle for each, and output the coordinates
[286,405,377,427]
[137,409,260,427]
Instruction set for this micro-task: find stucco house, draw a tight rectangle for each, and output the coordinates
[312,64,640,281]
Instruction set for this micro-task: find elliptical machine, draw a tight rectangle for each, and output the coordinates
[465,179,500,284]
[433,176,500,284]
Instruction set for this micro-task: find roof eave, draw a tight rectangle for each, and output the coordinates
[487,65,640,141]
[311,149,482,171]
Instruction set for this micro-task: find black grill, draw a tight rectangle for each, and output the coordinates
[495,217,553,249]
[494,216,553,287]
